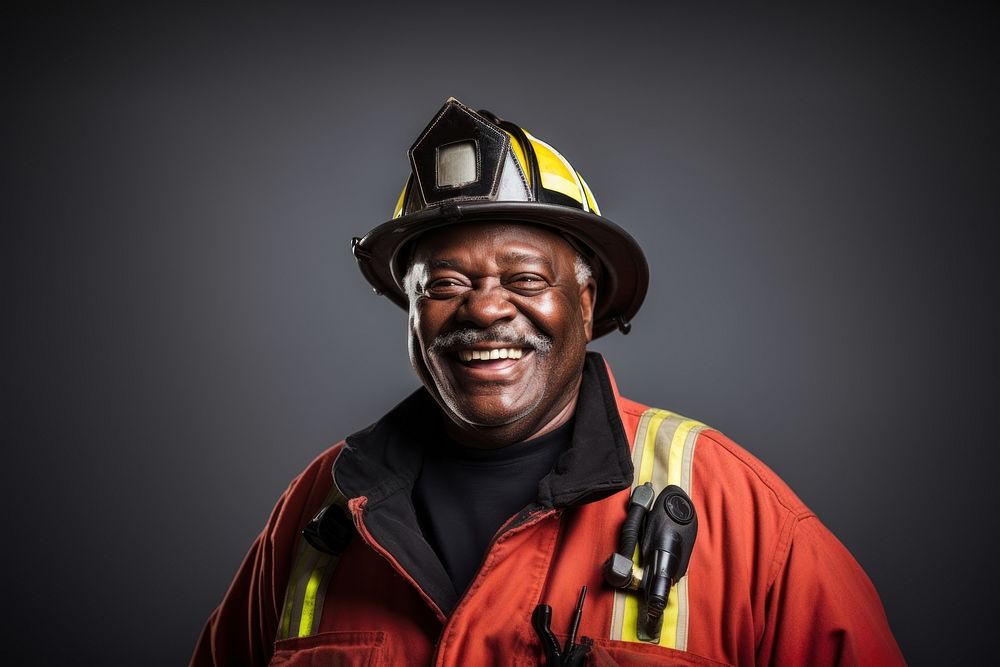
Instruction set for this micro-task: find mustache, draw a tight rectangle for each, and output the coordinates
[428,323,553,355]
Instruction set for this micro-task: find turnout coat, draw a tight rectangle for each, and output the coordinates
[192,353,903,666]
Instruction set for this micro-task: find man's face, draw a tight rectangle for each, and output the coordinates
[405,223,596,445]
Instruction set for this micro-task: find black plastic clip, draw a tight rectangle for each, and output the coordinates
[602,484,698,643]
[532,586,592,666]
[303,503,355,556]
[351,236,372,261]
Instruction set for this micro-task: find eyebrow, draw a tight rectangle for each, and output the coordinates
[498,251,554,271]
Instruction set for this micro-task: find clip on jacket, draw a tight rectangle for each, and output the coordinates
[602,482,698,643]
[532,585,592,666]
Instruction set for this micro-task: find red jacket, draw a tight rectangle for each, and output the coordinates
[192,354,904,666]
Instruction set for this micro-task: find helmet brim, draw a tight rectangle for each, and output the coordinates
[353,201,649,339]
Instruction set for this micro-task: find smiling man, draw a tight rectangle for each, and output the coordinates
[192,99,904,666]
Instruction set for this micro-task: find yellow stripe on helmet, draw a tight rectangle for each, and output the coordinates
[392,176,410,220]
[523,130,587,208]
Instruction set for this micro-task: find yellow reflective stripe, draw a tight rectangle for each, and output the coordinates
[297,553,333,637]
[277,484,349,640]
[610,409,656,639]
[612,409,705,651]
[620,410,671,644]
[667,419,701,488]
[278,541,317,640]
[674,425,700,650]
[618,409,670,641]
[637,410,669,490]
[612,409,668,641]
[658,420,703,649]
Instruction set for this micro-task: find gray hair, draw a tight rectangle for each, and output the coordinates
[573,254,592,287]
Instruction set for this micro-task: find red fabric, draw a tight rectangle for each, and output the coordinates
[191,369,904,666]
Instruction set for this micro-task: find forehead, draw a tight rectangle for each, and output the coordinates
[408,223,577,268]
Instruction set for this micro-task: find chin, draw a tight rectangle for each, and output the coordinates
[443,396,539,430]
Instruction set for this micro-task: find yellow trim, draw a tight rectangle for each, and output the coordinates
[277,484,349,641]
[638,411,669,490]
[658,420,701,647]
[620,410,669,641]
[615,409,704,649]
[297,553,333,637]
[524,130,586,205]
[667,420,700,488]
[278,543,314,640]
[392,178,408,219]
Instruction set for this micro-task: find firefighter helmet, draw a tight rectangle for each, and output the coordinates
[352,97,648,337]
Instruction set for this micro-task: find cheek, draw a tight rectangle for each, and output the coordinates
[410,301,458,382]
[519,292,583,340]
[408,305,438,377]
[412,301,449,349]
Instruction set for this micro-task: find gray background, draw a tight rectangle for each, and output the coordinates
[4,2,996,665]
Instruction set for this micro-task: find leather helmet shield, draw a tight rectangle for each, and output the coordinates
[407,99,531,211]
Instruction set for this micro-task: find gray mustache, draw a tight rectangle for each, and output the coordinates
[429,323,553,355]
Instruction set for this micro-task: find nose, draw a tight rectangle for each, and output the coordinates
[456,279,517,328]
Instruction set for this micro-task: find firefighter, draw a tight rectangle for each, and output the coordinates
[192,98,904,666]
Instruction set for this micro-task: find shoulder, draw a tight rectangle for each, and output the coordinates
[691,426,810,518]
[619,395,808,517]
[267,441,348,539]
[619,397,814,584]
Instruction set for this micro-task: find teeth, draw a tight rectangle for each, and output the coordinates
[456,348,525,362]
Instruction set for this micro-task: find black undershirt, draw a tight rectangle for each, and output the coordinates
[412,419,574,596]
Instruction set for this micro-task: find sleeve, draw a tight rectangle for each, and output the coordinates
[189,487,294,667]
[757,514,906,666]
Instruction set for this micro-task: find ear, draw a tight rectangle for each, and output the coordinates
[579,277,597,342]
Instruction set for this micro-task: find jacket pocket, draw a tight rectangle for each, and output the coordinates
[269,630,386,667]
[588,638,733,667]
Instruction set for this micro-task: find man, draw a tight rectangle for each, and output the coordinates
[192,98,904,665]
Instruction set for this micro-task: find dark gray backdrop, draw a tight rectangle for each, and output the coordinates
[4,3,996,665]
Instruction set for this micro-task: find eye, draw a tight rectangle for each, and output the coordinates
[507,274,549,292]
[424,277,469,297]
